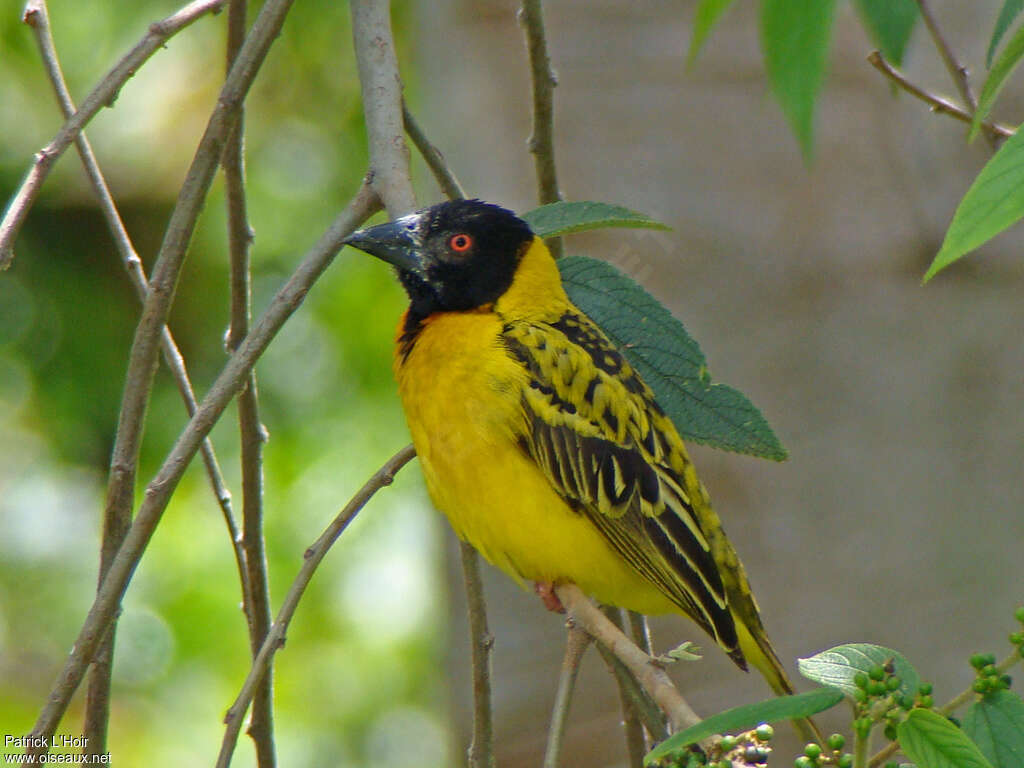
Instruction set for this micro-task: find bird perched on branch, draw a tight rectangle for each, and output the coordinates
[344,199,796,698]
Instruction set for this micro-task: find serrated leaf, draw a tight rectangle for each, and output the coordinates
[760,0,837,161]
[973,23,1024,141]
[924,126,1024,282]
[558,255,787,461]
[899,709,995,768]
[522,201,670,240]
[987,0,1024,68]
[687,0,738,67]
[797,643,920,700]
[643,687,844,765]
[963,690,1024,768]
[855,0,918,66]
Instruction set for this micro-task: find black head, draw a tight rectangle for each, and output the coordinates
[344,200,534,321]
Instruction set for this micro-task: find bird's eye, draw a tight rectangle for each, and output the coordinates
[449,233,473,253]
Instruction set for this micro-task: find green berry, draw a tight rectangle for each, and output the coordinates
[837,755,853,768]
[970,653,986,670]
[868,681,887,697]
[1014,606,1024,624]
[1001,674,1012,689]
[918,682,933,695]
[886,675,902,691]
[973,679,988,694]
[804,743,821,760]
[982,664,997,677]
[1010,631,1024,646]
[920,695,934,708]
[755,724,773,742]
[853,688,868,704]
[827,733,845,751]
[883,724,897,741]
[794,757,813,768]
[854,672,869,689]
[719,735,737,752]
[869,665,886,681]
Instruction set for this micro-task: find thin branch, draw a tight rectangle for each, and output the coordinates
[459,541,497,768]
[555,584,703,734]
[350,0,416,217]
[26,181,382,754]
[216,444,416,768]
[592,642,669,742]
[866,51,1014,140]
[1,0,226,270]
[604,608,649,768]
[519,0,563,258]
[543,622,591,768]
[403,104,466,200]
[868,648,1023,768]
[221,0,275,764]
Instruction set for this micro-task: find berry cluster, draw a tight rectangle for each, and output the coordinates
[793,733,852,768]
[969,652,1013,696]
[703,723,775,768]
[850,663,931,744]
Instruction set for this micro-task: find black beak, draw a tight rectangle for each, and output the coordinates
[343,214,424,273]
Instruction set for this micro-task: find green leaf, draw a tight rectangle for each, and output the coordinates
[987,0,1024,68]
[924,125,1024,282]
[963,690,1024,768]
[973,23,1024,141]
[643,687,844,765]
[558,255,787,461]
[760,0,837,160]
[687,0,738,67]
[798,643,920,700]
[522,201,670,240]
[854,0,918,66]
[899,709,995,768]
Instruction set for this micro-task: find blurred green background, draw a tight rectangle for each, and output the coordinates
[3,1,1024,767]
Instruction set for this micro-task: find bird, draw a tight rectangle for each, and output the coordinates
[344,198,797,699]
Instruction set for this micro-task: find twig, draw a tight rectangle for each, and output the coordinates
[519,0,564,258]
[913,0,998,150]
[403,104,466,200]
[215,444,416,768]
[350,0,416,217]
[555,584,703,734]
[866,51,1014,140]
[221,0,275,764]
[593,642,669,742]
[543,622,591,768]
[26,181,381,754]
[459,542,497,768]
[604,608,649,768]
[1,0,226,270]
[867,648,1023,768]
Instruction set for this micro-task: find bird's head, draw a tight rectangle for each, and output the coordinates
[344,199,535,317]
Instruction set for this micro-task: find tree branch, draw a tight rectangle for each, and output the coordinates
[26,181,381,754]
[215,444,416,768]
[221,0,275,764]
[605,608,650,768]
[1,0,226,270]
[350,0,416,217]
[519,0,563,257]
[866,51,1013,140]
[543,622,591,768]
[403,103,466,200]
[459,541,497,768]
[554,584,703,734]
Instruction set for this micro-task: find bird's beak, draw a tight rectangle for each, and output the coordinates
[343,213,424,273]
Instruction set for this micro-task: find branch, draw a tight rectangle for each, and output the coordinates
[519,0,563,257]
[554,584,703,734]
[350,0,416,217]
[543,623,591,768]
[215,444,416,768]
[26,181,381,753]
[403,104,466,200]
[867,51,1014,140]
[221,0,275,765]
[606,608,650,768]
[1,0,225,270]
[459,541,497,768]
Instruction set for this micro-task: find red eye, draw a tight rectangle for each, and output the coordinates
[449,233,473,252]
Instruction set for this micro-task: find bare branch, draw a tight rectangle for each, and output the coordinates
[604,608,649,768]
[519,0,563,258]
[459,542,497,768]
[215,444,416,767]
[1,0,226,269]
[554,584,703,734]
[26,182,381,754]
[866,51,1013,139]
[403,104,466,200]
[350,0,416,217]
[221,0,275,764]
[543,622,591,768]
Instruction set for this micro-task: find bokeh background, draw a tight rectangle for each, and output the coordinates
[1,1,1022,766]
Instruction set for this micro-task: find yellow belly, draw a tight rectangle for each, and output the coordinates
[395,310,677,615]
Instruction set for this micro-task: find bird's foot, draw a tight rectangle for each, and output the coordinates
[534,581,565,613]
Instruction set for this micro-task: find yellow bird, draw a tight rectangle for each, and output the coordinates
[345,199,796,697]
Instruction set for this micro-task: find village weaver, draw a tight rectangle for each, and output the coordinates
[344,199,797,698]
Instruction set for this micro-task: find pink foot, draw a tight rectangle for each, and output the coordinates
[534,582,566,613]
